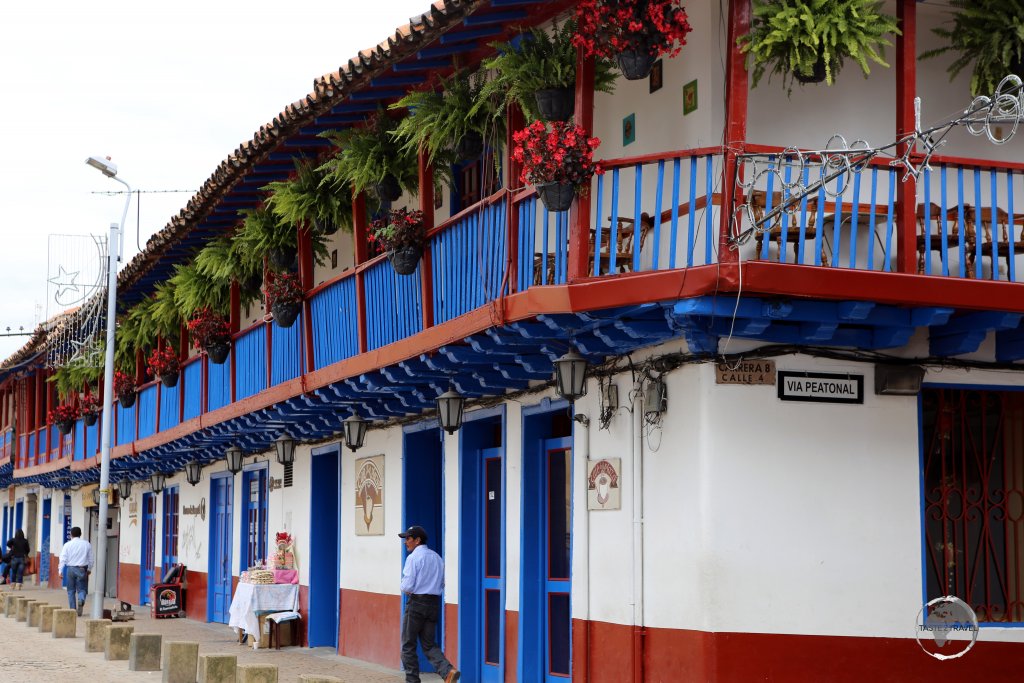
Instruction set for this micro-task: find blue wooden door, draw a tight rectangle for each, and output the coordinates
[40,498,52,585]
[14,501,23,535]
[140,492,156,605]
[481,446,504,683]
[309,446,341,647]
[161,486,179,577]
[61,495,71,588]
[2,504,8,546]
[543,437,573,681]
[209,474,234,624]
[241,467,268,570]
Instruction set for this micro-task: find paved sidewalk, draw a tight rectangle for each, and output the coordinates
[0,584,441,682]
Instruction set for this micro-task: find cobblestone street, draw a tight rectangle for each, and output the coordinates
[0,585,439,682]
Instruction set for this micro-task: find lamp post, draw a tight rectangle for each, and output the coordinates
[85,155,131,620]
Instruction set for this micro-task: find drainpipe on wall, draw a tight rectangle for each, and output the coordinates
[632,385,646,683]
[573,413,592,681]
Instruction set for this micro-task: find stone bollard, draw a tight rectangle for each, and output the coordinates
[39,604,57,633]
[129,633,163,672]
[197,654,237,683]
[52,609,77,638]
[162,641,200,683]
[298,676,344,683]
[104,624,135,661]
[84,619,112,652]
[4,593,18,616]
[16,598,35,622]
[27,601,44,627]
[236,664,279,683]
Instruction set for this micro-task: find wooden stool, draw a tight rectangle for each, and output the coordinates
[267,611,300,649]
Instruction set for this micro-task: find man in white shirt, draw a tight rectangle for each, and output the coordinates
[399,525,459,683]
[58,526,94,616]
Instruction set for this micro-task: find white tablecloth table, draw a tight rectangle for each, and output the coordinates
[228,583,299,647]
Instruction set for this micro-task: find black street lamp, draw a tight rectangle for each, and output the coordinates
[343,413,368,452]
[275,433,296,465]
[225,446,244,474]
[554,348,589,402]
[436,389,465,434]
[117,479,132,499]
[185,461,202,486]
[150,472,167,493]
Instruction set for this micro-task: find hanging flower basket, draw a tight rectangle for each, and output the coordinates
[456,131,484,161]
[84,412,98,427]
[534,87,575,122]
[148,346,180,388]
[114,371,137,409]
[159,371,180,388]
[205,341,231,365]
[617,48,656,80]
[57,419,74,435]
[374,174,402,203]
[269,245,298,272]
[313,217,339,236]
[118,391,137,409]
[272,301,302,328]
[81,394,100,427]
[48,401,80,433]
[793,55,829,84]
[388,244,424,275]
[535,182,576,212]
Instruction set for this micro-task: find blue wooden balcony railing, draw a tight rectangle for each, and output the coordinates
[26,146,1024,470]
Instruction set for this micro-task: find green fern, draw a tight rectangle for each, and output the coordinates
[319,112,420,197]
[739,0,900,92]
[920,0,1024,97]
[476,19,617,120]
[171,262,231,319]
[49,351,104,400]
[264,158,354,234]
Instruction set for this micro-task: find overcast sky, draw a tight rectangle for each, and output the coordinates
[0,0,429,360]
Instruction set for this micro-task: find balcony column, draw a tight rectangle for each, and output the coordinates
[720,0,751,264]
[895,0,918,274]
[297,223,315,374]
[569,46,595,282]
[353,191,369,354]
[419,147,435,329]
[178,322,188,425]
[230,280,240,405]
[507,103,526,293]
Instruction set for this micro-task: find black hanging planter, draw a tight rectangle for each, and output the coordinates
[160,371,179,389]
[205,340,231,365]
[535,182,576,212]
[388,244,423,276]
[617,49,656,80]
[84,412,98,427]
[118,391,137,409]
[272,300,302,328]
[794,56,829,84]
[534,87,575,122]
[242,272,263,293]
[269,246,298,272]
[314,217,339,236]
[374,174,402,203]
[456,131,484,161]
[57,420,74,435]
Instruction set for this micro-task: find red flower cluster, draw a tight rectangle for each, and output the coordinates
[47,402,80,426]
[113,370,136,397]
[147,346,180,378]
[187,307,231,349]
[369,208,425,253]
[573,0,692,59]
[512,121,603,188]
[80,393,101,416]
[263,272,304,306]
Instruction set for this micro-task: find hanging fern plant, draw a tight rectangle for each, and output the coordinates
[739,0,900,92]
[264,158,354,236]
[920,0,1024,97]
[319,112,420,201]
[193,235,262,307]
[49,351,104,400]
[170,261,231,319]
[233,206,329,274]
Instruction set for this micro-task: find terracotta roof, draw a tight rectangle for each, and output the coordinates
[3,0,483,372]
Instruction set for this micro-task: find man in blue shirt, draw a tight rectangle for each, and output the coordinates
[399,525,460,683]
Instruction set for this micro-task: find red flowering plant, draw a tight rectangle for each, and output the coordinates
[47,402,80,427]
[263,272,303,307]
[80,392,101,416]
[512,120,603,191]
[186,307,231,350]
[368,208,426,253]
[114,370,136,397]
[572,0,692,60]
[147,346,179,379]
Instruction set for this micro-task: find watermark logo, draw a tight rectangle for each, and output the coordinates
[915,596,979,660]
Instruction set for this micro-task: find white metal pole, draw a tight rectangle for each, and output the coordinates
[92,176,130,619]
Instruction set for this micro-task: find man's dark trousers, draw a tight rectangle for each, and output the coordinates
[402,593,453,683]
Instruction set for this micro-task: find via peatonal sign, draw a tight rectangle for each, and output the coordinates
[778,371,863,404]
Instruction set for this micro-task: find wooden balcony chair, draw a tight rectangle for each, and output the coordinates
[590,212,654,274]
[747,189,828,265]
[916,202,977,276]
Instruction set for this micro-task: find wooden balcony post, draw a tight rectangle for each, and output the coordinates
[178,322,188,425]
[570,47,596,282]
[507,103,526,292]
[230,280,240,405]
[297,223,316,374]
[353,191,369,354]
[896,0,918,274]
[419,147,435,330]
[719,0,751,264]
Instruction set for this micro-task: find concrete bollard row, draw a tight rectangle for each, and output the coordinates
[198,654,237,683]
[162,640,200,683]
[237,663,279,683]
[104,624,134,661]
[130,633,163,672]
[15,597,33,621]
[3,593,17,616]
[27,601,44,627]
[39,604,57,633]
[85,619,112,652]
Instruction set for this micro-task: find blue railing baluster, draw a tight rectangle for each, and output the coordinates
[653,160,665,271]
[634,164,643,273]
[831,174,845,268]
[669,158,681,269]
[797,166,810,265]
[1009,171,1017,283]
[990,168,999,281]
[704,155,714,265]
[609,168,621,274]
[815,179,826,267]
[956,166,966,278]
[923,168,932,275]
[594,177,605,277]
[780,160,792,263]
[973,167,983,279]
[866,168,878,271]
[686,156,697,267]
[850,167,862,269]
[762,157,776,261]
[941,165,950,277]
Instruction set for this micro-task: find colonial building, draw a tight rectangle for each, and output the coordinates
[2,0,1023,680]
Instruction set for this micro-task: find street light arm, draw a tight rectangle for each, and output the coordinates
[110,175,131,262]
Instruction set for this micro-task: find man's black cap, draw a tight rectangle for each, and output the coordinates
[398,525,428,543]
